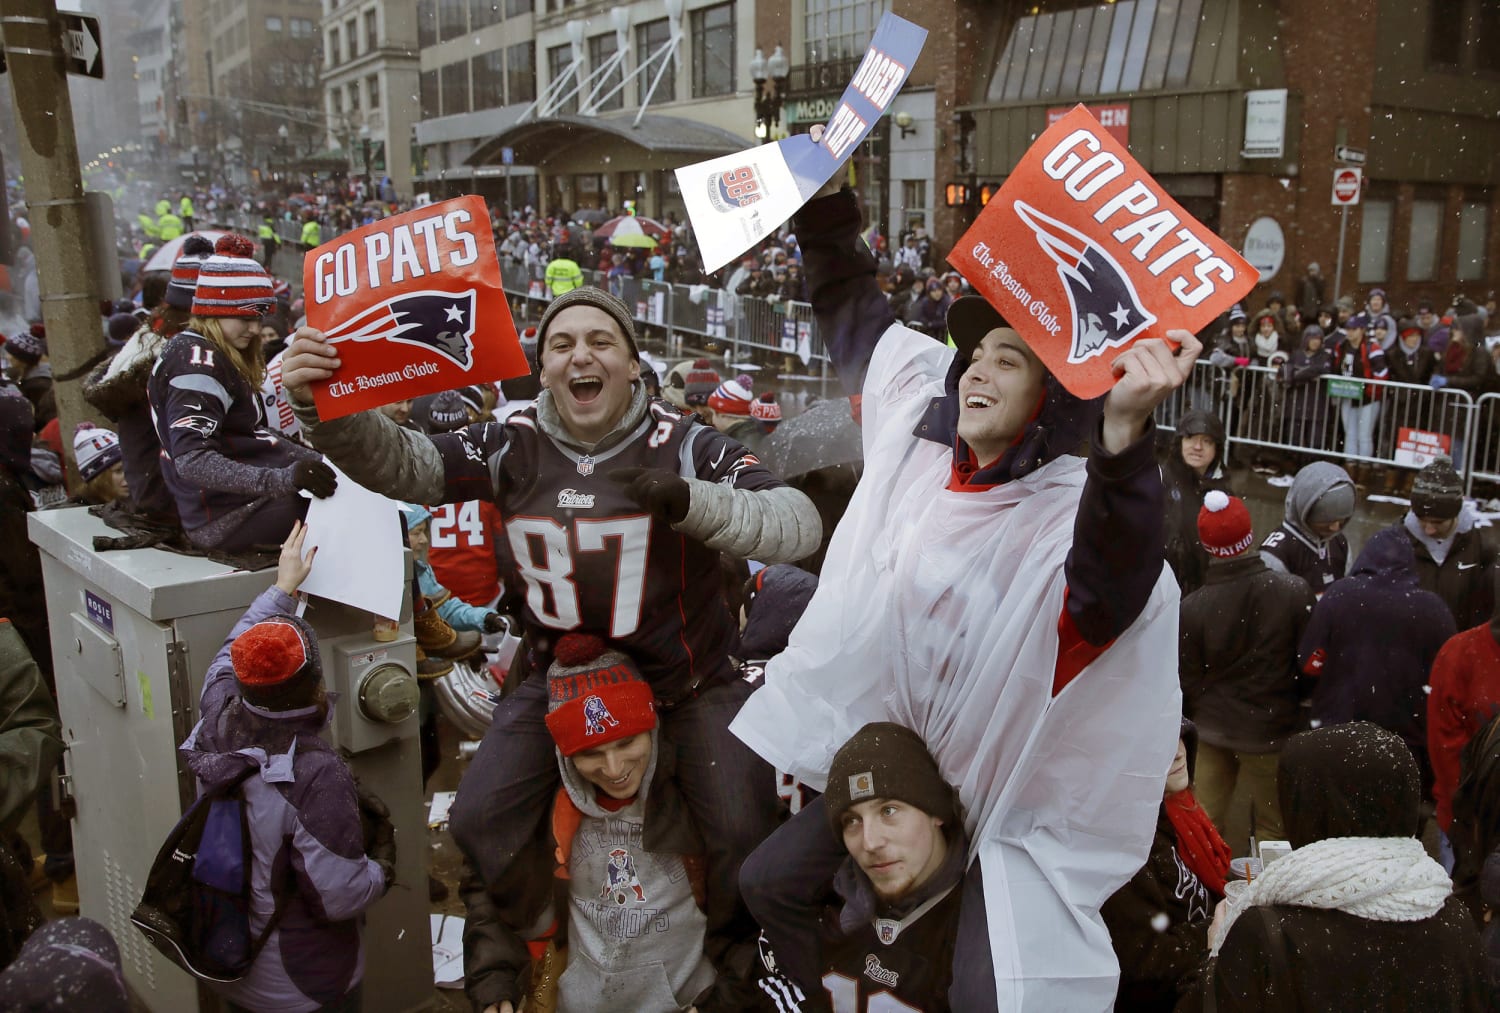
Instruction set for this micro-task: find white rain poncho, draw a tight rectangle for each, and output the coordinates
[731,323,1182,1011]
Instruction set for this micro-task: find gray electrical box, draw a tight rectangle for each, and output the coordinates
[29,507,431,1012]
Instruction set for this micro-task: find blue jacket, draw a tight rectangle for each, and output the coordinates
[181,587,388,1012]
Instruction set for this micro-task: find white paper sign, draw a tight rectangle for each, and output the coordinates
[299,462,405,620]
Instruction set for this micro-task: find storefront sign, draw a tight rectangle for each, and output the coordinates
[948,105,1256,399]
[788,97,840,124]
[1242,89,1288,159]
[1393,427,1452,469]
[1047,103,1129,147]
[1242,217,1285,281]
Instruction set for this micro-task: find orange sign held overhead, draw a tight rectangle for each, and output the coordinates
[303,195,527,421]
[948,105,1257,399]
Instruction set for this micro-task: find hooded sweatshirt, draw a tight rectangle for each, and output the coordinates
[1298,529,1457,792]
[551,731,715,1012]
[1197,724,1484,1012]
[1259,461,1353,594]
[1162,409,1230,596]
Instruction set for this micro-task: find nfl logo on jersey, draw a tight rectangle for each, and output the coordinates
[576,454,595,476]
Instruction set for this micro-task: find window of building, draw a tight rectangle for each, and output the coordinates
[1406,199,1444,282]
[364,10,378,51]
[418,0,437,47]
[471,0,500,28]
[588,33,624,112]
[636,18,676,104]
[367,73,381,109]
[691,2,735,97]
[1458,200,1490,281]
[548,43,577,114]
[988,0,1202,103]
[1357,198,1394,284]
[266,15,283,32]
[900,179,927,232]
[472,51,505,110]
[506,41,535,103]
[505,0,533,14]
[441,60,470,116]
[803,0,885,64]
[326,29,338,66]
[439,0,467,41]
[346,18,358,59]
[290,17,314,38]
[420,68,440,119]
[1429,0,1500,74]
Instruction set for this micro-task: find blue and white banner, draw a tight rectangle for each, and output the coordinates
[676,13,928,274]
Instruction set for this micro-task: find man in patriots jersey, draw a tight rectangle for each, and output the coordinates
[756,724,967,1013]
[279,285,821,1011]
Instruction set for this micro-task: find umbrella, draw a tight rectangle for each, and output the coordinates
[605,217,659,249]
[594,214,671,243]
[142,230,227,273]
[763,396,864,479]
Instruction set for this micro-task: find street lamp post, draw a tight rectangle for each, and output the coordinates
[359,124,373,197]
[277,123,290,189]
[749,45,789,141]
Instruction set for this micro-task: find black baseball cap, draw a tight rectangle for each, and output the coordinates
[945,295,1016,362]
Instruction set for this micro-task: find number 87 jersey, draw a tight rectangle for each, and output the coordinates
[432,401,787,704]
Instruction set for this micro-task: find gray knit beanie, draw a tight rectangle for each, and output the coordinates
[537,286,639,360]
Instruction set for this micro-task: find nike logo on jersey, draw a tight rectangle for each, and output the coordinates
[1458,562,1479,570]
[557,488,596,509]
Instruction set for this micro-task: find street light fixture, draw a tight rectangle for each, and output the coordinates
[359,123,373,192]
[750,44,790,141]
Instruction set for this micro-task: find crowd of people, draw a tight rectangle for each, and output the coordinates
[4,165,1500,1013]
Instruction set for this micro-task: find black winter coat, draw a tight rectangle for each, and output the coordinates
[1388,342,1438,386]
[1103,808,1214,1012]
[1179,554,1315,752]
[1299,528,1457,792]
[1403,514,1500,633]
[1195,897,1486,1012]
[1162,411,1231,597]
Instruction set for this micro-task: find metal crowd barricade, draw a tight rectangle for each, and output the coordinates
[1469,393,1500,496]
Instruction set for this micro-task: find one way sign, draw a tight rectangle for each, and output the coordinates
[61,12,103,79]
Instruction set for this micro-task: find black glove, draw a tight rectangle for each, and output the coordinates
[482,611,507,634]
[291,460,338,498]
[609,467,691,524]
[355,780,396,874]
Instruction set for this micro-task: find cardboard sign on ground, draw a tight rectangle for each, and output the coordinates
[304,195,527,420]
[948,105,1257,399]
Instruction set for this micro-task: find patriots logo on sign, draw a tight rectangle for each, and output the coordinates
[582,695,620,737]
[322,289,478,369]
[1013,200,1156,364]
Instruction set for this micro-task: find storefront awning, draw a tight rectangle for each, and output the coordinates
[466,113,751,168]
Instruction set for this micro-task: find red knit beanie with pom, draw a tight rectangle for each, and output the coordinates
[192,234,274,318]
[1198,490,1254,558]
[543,633,656,756]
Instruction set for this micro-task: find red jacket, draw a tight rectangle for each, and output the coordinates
[1429,625,1500,830]
[427,499,503,606]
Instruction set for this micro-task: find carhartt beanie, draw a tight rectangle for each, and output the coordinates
[544,633,657,757]
[537,286,639,361]
[230,614,323,711]
[164,234,216,310]
[1411,458,1464,520]
[1198,490,1254,558]
[824,722,958,840]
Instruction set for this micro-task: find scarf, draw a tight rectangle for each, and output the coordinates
[1165,788,1231,896]
[1209,836,1451,954]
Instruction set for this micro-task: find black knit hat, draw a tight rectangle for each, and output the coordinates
[1411,457,1463,520]
[0,384,34,476]
[537,285,639,360]
[824,722,958,839]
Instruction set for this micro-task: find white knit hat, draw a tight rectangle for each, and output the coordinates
[74,423,122,482]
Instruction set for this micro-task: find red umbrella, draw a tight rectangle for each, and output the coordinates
[592,215,671,242]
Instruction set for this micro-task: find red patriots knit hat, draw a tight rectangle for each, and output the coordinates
[164,234,217,310]
[709,374,755,416]
[230,614,323,710]
[543,634,656,757]
[750,390,782,423]
[192,234,274,318]
[1198,490,1254,558]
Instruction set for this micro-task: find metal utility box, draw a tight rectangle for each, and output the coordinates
[29,507,431,1012]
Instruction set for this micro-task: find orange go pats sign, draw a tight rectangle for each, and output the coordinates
[948,105,1257,399]
[303,195,527,421]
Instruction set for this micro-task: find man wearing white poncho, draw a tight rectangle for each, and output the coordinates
[733,188,1196,1012]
